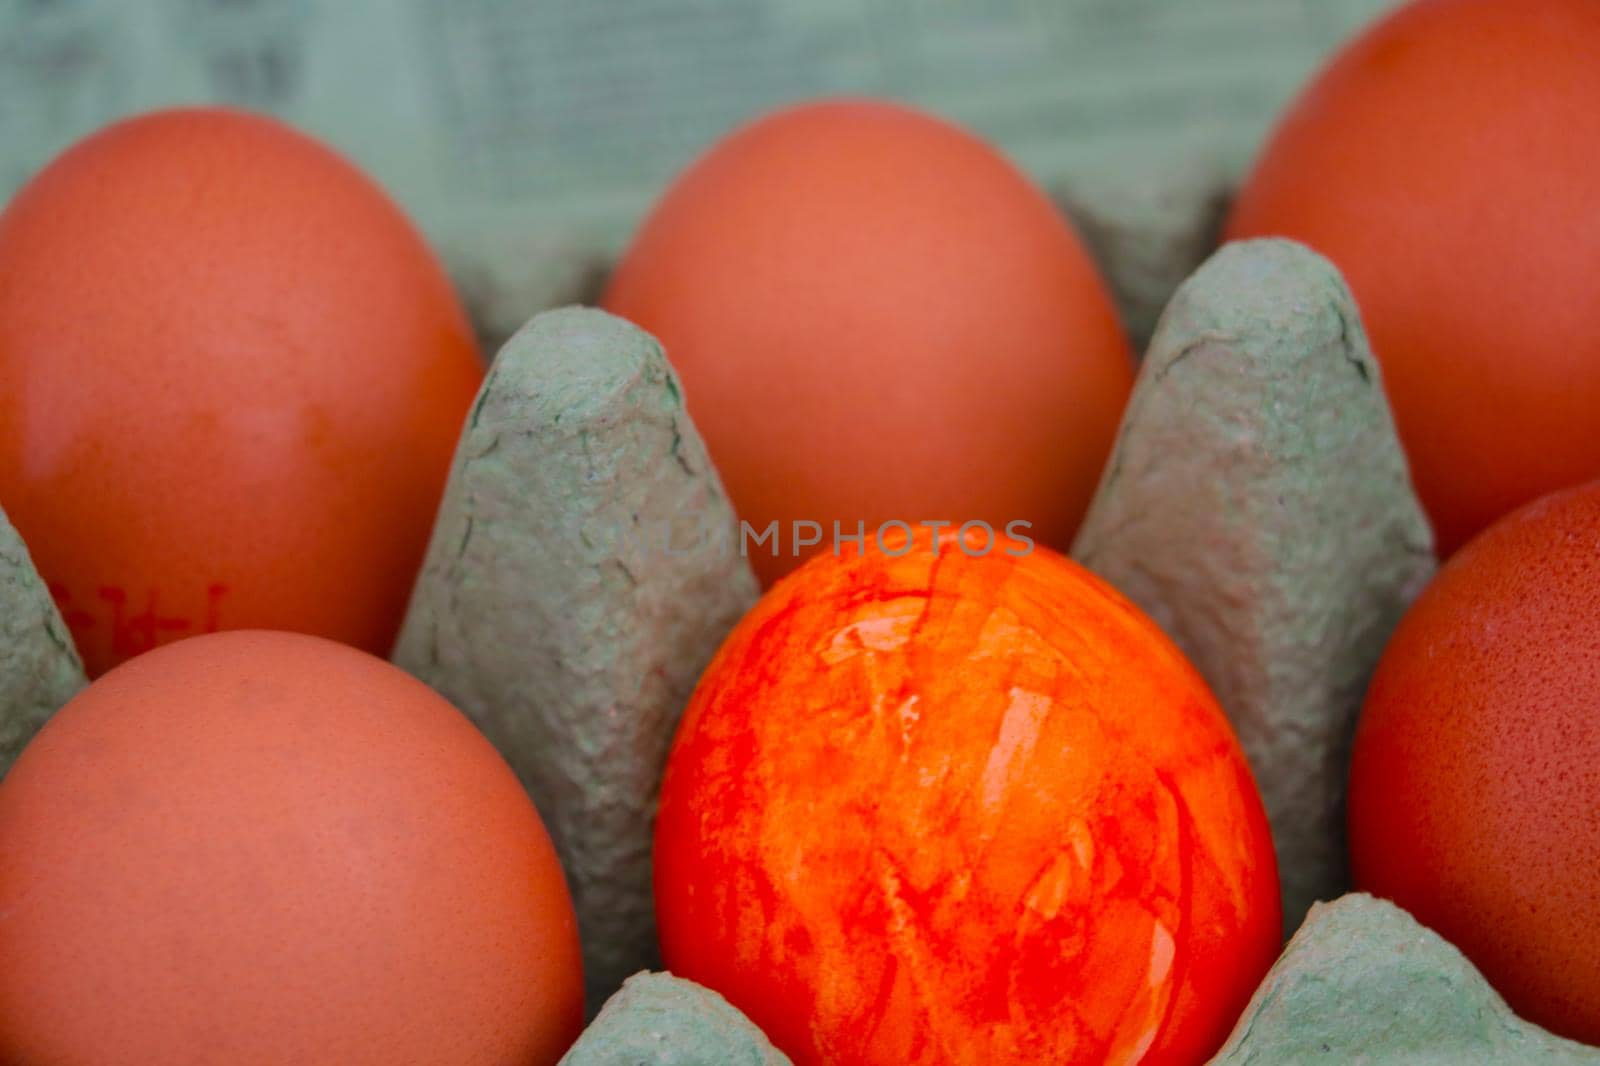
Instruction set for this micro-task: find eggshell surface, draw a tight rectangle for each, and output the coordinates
[654,530,1280,1064]
[0,108,484,676]
[603,99,1133,584]
[1226,0,1600,555]
[1348,481,1600,1045]
[0,630,584,1065]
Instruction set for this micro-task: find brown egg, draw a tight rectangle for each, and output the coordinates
[0,108,484,676]
[603,98,1133,584]
[0,631,583,1065]
[1349,481,1600,1043]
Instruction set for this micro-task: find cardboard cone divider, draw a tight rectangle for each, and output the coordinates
[1212,894,1600,1063]
[1073,237,1437,935]
[560,972,793,1066]
[1,239,1592,1058]
[392,307,760,1014]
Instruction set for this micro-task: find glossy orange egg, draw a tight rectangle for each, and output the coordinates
[603,99,1133,585]
[1348,481,1600,1044]
[0,108,484,676]
[0,630,584,1064]
[654,530,1280,1065]
[1227,0,1600,555]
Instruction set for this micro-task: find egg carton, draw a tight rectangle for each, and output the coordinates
[1,177,1594,1063]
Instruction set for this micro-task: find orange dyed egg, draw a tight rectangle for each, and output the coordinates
[1227,0,1600,555]
[654,531,1280,1065]
[1348,481,1600,1044]
[0,108,484,676]
[0,631,584,1065]
[603,99,1133,585]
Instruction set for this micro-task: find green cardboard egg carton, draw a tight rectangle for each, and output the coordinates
[6,228,1597,1061]
[6,1,1597,1060]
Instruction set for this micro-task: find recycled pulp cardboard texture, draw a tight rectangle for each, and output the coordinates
[0,505,86,778]
[1211,894,1600,1063]
[560,972,792,1066]
[1053,153,1234,355]
[392,307,760,1015]
[1073,238,1437,936]
[445,231,612,357]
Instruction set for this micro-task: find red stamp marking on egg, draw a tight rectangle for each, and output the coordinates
[97,586,191,658]
[47,581,231,658]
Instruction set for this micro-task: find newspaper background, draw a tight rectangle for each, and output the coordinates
[0,0,1400,336]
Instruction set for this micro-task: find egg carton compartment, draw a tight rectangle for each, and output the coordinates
[426,221,1600,1061]
[1,186,1594,1065]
